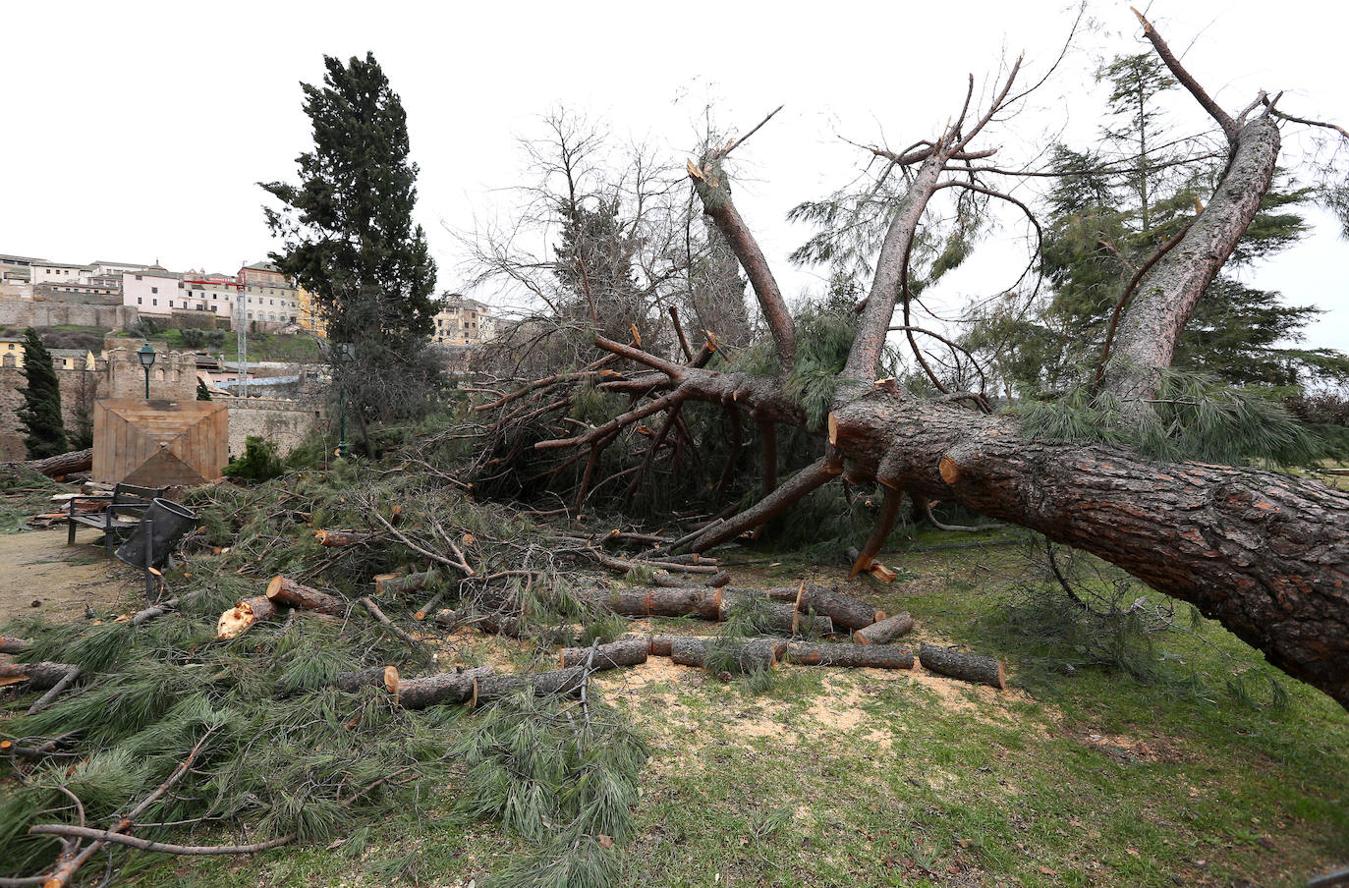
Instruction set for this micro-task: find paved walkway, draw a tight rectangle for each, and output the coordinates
[0,527,136,625]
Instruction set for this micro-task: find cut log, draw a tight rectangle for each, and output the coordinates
[705,570,732,588]
[471,666,586,706]
[320,665,402,695]
[559,637,649,671]
[216,596,279,640]
[723,597,835,637]
[783,641,913,669]
[751,583,884,631]
[919,643,1006,689]
[0,660,79,690]
[399,666,495,709]
[413,591,444,622]
[433,607,524,638]
[376,567,439,598]
[854,612,914,646]
[23,447,93,478]
[314,529,372,547]
[265,576,346,616]
[601,587,724,620]
[0,635,31,654]
[667,637,782,672]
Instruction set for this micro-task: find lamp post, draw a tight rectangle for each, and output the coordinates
[137,341,157,400]
[335,342,355,458]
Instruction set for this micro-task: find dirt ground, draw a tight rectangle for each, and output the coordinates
[0,528,139,625]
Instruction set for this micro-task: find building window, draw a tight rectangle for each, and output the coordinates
[151,286,158,294]
[135,275,142,281]
[152,299,158,306]
[137,297,142,304]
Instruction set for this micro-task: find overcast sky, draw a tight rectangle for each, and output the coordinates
[4,0,1345,351]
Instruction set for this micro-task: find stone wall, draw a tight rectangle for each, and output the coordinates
[0,366,102,460]
[103,348,198,401]
[0,296,137,330]
[217,395,324,457]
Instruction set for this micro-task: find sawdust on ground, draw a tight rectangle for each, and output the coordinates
[0,527,138,625]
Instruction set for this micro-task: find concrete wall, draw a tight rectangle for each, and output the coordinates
[0,366,102,460]
[216,395,324,457]
[0,296,138,329]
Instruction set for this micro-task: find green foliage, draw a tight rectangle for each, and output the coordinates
[262,52,437,344]
[0,464,61,534]
[1013,368,1317,465]
[181,328,227,350]
[17,327,68,459]
[196,378,213,400]
[454,693,646,887]
[262,52,440,425]
[222,435,286,483]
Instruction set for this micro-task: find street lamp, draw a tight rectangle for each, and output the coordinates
[137,341,157,400]
[334,342,355,457]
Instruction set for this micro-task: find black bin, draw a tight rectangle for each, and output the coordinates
[116,498,198,570]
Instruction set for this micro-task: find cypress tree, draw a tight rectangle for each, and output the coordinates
[261,52,438,347]
[17,328,68,459]
[196,378,212,401]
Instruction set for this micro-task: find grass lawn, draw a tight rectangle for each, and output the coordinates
[120,529,1347,888]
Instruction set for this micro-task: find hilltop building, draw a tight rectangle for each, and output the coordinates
[433,293,493,346]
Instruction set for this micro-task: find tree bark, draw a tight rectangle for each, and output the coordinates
[374,567,438,597]
[1099,117,1280,408]
[599,586,724,620]
[471,667,586,705]
[0,660,79,690]
[664,636,782,672]
[783,641,914,669]
[20,447,93,478]
[266,576,346,615]
[854,612,914,646]
[399,666,494,709]
[756,583,885,631]
[919,643,1006,689]
[559,637,649,670]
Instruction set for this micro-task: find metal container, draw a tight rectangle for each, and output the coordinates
[115,498,198,570]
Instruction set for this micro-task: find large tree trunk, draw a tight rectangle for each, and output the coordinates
[509,15,1349,706]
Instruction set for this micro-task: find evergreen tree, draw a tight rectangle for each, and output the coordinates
[262,52,441,431]
[17,328,68,458]
[976,53,1347,396]
[196,379,212,401]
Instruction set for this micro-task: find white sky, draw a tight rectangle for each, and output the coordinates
[3,0,1345,351]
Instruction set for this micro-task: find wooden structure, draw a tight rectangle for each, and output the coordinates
[92,400,228,487]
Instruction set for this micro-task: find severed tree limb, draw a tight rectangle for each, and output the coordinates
[1132,7,1237,141]
[690,141,796,371]
[851,486,904,578]
[25,665,81,716]
[685,454,844,554]
[359,597,421,647]
[27,825,295,856]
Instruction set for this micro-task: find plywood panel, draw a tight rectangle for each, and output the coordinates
[93,400,229,486]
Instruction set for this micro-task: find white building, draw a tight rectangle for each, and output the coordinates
[121,263,182,315]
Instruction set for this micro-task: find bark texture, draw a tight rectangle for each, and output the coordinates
[919,644,1006,689]
[559,637,649,670]
[854,612,915,646]
[1100,117,1280,405]
[783,641,914,669]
